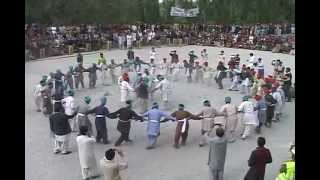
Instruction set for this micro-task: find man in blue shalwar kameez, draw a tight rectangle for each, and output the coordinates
[142,102,175,150]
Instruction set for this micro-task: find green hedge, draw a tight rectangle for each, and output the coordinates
[25,0,294,24]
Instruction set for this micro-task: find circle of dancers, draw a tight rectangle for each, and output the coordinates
[32,47,294,180]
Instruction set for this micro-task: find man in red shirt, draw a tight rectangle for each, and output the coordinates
[244,137,272,180]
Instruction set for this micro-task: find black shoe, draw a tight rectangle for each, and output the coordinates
[173,144,180,149]
[36,109,41,112]
[53,150,61,154]
[181,142,186,146]
[125,139,133,143]
[91,175,100,179]
[199,144,204,147]
[146,146,155,150]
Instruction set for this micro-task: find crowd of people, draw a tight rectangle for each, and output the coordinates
[33,47,295,180]
[26,23,295,60]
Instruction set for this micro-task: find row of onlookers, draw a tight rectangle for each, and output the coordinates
[25,23,295,60]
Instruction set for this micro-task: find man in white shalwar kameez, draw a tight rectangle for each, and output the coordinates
[34,80,46,112]
[149,47,157,62]
[238,96,258,140]
[126,33,132,49]
[76,126,99,180]
[171,61,182,82]
[159,58,171,78]
[62,90,77,132]
[201,49,208,64]
[271,86,283,122]
[120,75,135,105]
[152,75,171,110]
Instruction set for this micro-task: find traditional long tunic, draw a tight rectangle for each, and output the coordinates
[198,107,222,132]
[244,147,272,180]
[41,86,53,115]
[120,81,134,103]
[220,104,238,132]
[62,96,75,116]
[76,135,98,179]
[171,110,200,145]
[201,51,208,63]
[203,66,213,79]
[171,63,182,81]
[34,84,45,110]
[98,57,107,85]
[208,136,227,180]
[272,91,283,113]
[154,79,171,102]
[159,61,171,76]
[238,101,258,125]
[107,63,119,84]
[194,64,204,83]
[143,109,173,136]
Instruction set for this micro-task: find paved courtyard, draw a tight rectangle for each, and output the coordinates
[25,45,295,180]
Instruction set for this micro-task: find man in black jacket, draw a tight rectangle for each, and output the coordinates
[264,89,277,128]
[108,100,143,146]
[49,103,77,155]
[86,96,111,144]
[215,61,228,89]
[282,67,292,102]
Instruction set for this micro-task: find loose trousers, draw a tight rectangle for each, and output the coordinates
[199,129,210,146]
[75,76,85,89]
[241,124,255,138]
[148,135,158,146]
[115,131,130,146]
[174,122,189,145]
[81,167,99,180]
[95,119,108,143]
[54,134,70,153]
[209,168,224,180]
[139,98,148,114]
